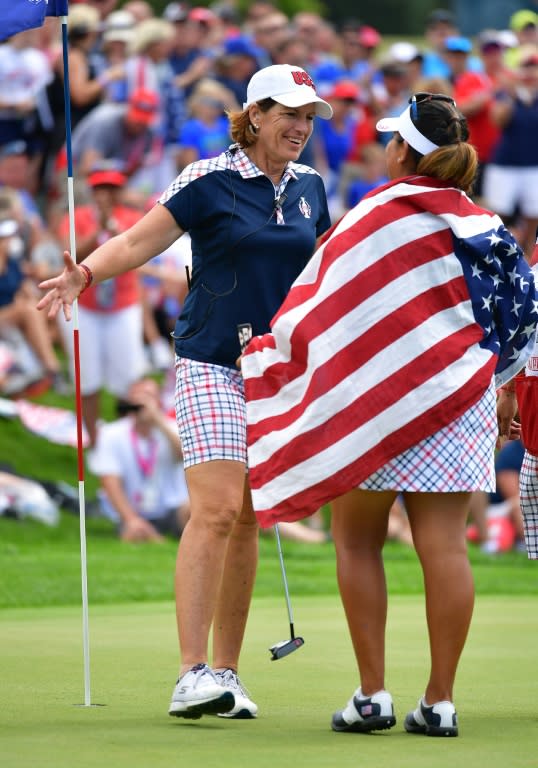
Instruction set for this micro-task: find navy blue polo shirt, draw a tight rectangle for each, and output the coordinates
[159,145,330,368]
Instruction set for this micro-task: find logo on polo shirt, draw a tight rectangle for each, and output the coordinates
[299,197,311,219]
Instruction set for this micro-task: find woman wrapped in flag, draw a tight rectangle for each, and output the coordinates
[241,93,537,737]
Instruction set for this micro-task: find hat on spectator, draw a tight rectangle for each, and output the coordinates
[223,35,263,60]
[189,7,217,24]
[126,88,160,126]
[103,10,135,44]
[130,18,174,54]
[357,25,381,48]
[478,29,504,51]
[509,10,538,32]
[444,36,472,53]
[0,219,18,238]
[426,8,456,27]
[163,2,190,23]
[497,30,518,48]
[87,161,127,188]
[387,41,423,63]
[325,80,360,101]
[243,64,333,118]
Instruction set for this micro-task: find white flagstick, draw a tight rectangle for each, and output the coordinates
[60,13,92,707]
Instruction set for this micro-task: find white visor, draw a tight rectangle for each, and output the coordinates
[376,105,439,156]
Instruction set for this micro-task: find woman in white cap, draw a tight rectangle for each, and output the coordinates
[37,64,332,721]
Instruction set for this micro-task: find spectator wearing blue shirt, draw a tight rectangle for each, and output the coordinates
[422,9,483,79]
[176,78,238,171]
[213,36,263,108]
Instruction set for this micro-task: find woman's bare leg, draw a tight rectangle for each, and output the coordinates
[175,460,246,675]
[212,480,258,671]
[331,489,397,694]
[405,491,474,703]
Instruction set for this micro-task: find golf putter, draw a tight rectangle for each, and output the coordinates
[269,522,305,660]
[236,324,304,661]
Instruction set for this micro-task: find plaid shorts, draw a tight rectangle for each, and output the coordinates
[175,357,247,469]
[519,451,538,559]
[359,379,497,493]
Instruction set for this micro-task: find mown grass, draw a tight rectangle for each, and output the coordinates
[1,387,536,611]
[1,506,535,610]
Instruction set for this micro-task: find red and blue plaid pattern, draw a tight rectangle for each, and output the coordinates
[359,380,497,491]
[175,357,247,468]
[519,451,538,559]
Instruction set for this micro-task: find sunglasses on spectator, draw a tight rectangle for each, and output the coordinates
[409,92,456,121]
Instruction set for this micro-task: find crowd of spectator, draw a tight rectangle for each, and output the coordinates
[1,1,538,551]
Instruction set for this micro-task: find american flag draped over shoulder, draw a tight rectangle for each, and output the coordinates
[242,176,538,527]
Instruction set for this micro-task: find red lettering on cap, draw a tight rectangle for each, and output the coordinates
[291,70,315,90]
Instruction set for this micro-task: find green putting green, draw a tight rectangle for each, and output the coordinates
[1,596,537,768]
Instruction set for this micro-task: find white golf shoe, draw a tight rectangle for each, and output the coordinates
[168,663,235,719]
[214,668,258,719]
[404,696,458,737]
[332,687,396,732]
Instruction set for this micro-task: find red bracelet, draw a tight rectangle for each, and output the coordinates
[78,263,93,293]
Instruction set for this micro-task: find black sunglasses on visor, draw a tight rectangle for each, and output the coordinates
[409,92,456,121]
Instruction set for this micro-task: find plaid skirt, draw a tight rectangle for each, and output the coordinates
[359,378,497,493]
[519,451,538,559]
[175,357,247,469]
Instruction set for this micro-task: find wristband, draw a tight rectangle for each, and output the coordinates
[78,263,93,293]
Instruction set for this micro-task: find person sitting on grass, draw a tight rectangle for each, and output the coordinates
[89,377,190,542]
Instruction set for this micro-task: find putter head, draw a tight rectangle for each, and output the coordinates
[269,637,304,660]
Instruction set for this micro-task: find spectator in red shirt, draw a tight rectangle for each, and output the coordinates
[56,161,145,447]
[444,36,500,196]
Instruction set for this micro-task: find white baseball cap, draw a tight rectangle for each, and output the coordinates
[376,105,439,156]
[243,64,333,119]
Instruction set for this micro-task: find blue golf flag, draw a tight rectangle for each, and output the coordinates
[1,0,68,42]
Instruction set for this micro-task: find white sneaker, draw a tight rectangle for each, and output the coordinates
[332,687,396,732]
[214,668,258,719]
[168,664,235,719]
[404,696,458,737]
